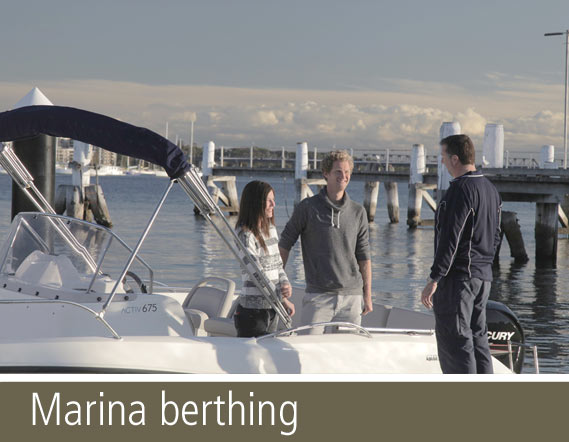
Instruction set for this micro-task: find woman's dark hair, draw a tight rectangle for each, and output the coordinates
[236,181,275,251]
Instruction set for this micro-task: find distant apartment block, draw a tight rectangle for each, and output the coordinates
[56,138,74,165]
[56,138,117,166]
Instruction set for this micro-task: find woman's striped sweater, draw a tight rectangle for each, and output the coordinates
[236,224,289,309]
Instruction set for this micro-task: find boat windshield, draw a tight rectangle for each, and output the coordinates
[0,213,153,295]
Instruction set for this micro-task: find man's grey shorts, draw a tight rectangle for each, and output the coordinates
[301,292,364,335]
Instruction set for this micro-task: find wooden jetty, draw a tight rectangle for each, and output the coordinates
[198,123,569,263]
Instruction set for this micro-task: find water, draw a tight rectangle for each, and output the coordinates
[0,172,568,373]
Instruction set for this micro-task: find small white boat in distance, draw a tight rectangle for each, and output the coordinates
[56,164,72,175]
[93,165,124,176]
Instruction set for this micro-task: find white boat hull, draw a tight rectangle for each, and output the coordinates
[0,334,444,374]
[0,288,510,374]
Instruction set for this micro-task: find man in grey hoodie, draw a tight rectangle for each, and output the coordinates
[279,150,372,333]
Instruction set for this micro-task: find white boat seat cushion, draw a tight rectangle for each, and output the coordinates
[14,250,83,289]
[204,317,238,337]
[182,277,236,336]
[185,309,209,337]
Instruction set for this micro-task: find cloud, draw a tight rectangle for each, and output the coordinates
[251,110,279,126]
[0,77,565,153]
[456,108,487,136]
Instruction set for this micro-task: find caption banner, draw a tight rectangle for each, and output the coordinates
[0,381,565,441]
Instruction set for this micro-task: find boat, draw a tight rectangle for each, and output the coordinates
[124,167,141,176]
[93,165,124,176]
[55,164,73,175]
[0,105,533,374]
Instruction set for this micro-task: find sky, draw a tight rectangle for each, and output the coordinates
[1,0,568,155]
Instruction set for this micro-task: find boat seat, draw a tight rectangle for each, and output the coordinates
[14,250,83,289]
[204,317,238,337]
[182,277,236,337]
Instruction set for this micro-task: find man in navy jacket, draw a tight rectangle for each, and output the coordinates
[421,134,501,374]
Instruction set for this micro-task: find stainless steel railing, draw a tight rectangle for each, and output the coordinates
[491,341,540,374]
[0,143,98,272]
[258,322,374,340]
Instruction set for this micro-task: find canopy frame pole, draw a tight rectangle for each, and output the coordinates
[102,179,174,314]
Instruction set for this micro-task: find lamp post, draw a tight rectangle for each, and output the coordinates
[545,30,569,169]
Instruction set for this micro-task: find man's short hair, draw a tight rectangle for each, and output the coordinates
[321,150,354,174]
[441,134,475,165]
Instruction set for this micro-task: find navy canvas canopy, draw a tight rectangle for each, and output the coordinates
[0,105,191,178]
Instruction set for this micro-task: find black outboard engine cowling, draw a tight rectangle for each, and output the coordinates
[486,300,525,373]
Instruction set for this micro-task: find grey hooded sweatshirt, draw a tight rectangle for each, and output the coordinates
[279,187,370,295]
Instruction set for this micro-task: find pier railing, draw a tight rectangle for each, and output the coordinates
[195,147,563,172]
[197,127,569,263]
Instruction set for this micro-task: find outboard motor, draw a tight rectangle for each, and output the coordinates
[486,300,525,373]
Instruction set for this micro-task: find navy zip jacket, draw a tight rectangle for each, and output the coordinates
[430,170,501,282]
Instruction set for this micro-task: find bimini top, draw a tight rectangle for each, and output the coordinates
[0,105,191,178]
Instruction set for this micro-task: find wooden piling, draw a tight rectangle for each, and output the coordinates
[407,185,422,228]
[295,178,311,203]
[52,139,112,227]
[71,141,92,192]
[66,185,84,219]
[559,194,569,234]
[539,145,557,169]
[363,181,380,222]
[55,185,67,214]
[217,176,240,215]
[482,124,504,168]
[84,207,94,223]
[194,175,239,216]
[558,205,569,229]
[407,144,425,228]
[438,122,461,202]
[295,141,309,205]
[202,141,215,177]
[535,203,558,262]
[501,211,528,263]
[384,181,399,223]
[313,146,318,169]
[85,185,112,227]
[195,141,216,215]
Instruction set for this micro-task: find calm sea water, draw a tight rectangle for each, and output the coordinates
[0,172,568,373]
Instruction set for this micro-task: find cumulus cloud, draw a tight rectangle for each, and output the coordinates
[456,108,487,136]
[0,77,565,154]
[251,110,279,126]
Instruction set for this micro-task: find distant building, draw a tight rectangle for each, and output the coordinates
[94,146,117,166]
[56,138,74,165]
[56,138,117,166]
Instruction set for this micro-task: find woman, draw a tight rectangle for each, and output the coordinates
[233,180,295,337]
